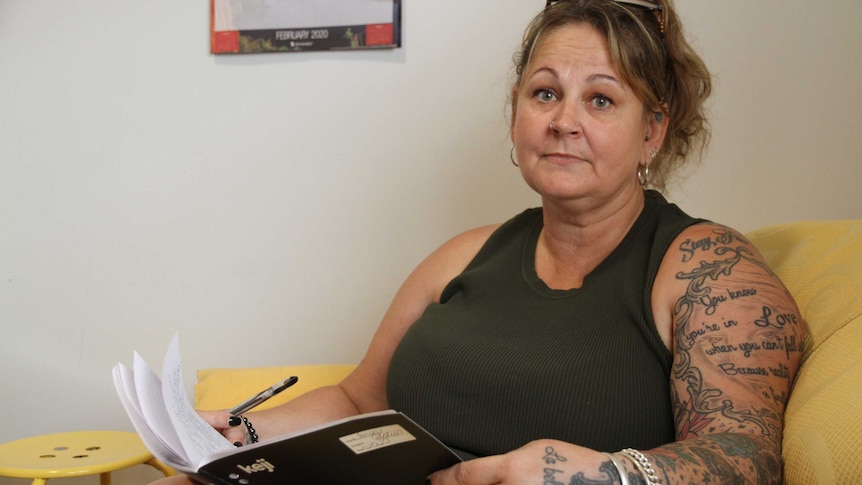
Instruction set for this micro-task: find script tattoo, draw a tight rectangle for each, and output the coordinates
[672,241,776,439]
[661,225,803,483]
[540,447,638,485]
[678,229,738,262]
[542,446,568,485]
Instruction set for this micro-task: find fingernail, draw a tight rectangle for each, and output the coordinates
[234,441,243,447]
[228,416,242,427]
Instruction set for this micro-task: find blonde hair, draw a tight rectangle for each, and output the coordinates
[512,0,712,191]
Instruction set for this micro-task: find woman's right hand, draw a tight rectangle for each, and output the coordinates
[197,409,248,446]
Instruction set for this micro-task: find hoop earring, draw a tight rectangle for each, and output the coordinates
[510,145,519,167]
[638,163,650,186]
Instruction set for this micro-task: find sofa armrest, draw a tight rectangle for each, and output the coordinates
[747,220,862,484]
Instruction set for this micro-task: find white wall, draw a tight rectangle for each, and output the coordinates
[1,1,859,483]
[669,1,862,227]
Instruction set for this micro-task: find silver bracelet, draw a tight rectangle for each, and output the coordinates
[620,448,661,484]
[604,452,631,485]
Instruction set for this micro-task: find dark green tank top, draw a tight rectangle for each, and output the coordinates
[386,190,702,459]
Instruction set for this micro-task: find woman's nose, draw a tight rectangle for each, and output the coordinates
[549,102,582,135]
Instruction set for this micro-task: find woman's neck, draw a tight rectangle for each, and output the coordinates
[535,188,646,289]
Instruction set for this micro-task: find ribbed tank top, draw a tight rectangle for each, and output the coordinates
[386,190,703,459]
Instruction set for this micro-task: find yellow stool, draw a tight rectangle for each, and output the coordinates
[0,430,174,485]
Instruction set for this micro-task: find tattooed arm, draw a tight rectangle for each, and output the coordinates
[430,223,805,485]
[638,222,805,483]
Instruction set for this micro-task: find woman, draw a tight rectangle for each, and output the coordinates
[154,0,804,483]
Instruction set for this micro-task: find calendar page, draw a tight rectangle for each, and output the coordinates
[211,0,401,54]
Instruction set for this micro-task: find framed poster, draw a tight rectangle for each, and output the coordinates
[210,0,401,54]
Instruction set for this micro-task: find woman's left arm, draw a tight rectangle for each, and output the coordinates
[430,223,805,484]
[641,222,805,483]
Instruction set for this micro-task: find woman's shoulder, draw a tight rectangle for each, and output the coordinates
[667,222,762,262]
[407,209,541,302]
[430,208,542,268]
[655,222,772,279]
[421,223,502,275]
[652,220,799,350]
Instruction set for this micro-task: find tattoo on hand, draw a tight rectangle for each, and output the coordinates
[567,460,619,485]
[544,446,568,465]
[539,447,622,485]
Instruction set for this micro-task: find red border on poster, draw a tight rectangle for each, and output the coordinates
[212,31,240,53]
[365,23,394,46]
[210,0,239,53]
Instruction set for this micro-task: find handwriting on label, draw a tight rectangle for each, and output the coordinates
[339,424,416,455]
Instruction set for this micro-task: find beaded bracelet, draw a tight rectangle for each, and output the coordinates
[620,448,661,484]
[241,416,259,444]
[603,453,631,485]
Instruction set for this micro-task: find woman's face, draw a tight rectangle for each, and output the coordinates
[512,23,658,208]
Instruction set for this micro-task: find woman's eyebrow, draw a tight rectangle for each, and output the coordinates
[585,73,622,86]
[526,66,559,80]
[527,67,621,85]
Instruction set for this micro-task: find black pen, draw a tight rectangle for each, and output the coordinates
[229,376,299,415]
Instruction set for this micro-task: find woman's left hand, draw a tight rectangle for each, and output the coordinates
[428,440,613,485]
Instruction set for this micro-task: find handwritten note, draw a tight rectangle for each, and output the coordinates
[339,424,415,455]
[161,334,234,465]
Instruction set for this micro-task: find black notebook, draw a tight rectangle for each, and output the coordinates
[194,411,460,484]
[112,334,460,484]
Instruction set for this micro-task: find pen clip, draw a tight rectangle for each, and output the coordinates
[229,376,299,416]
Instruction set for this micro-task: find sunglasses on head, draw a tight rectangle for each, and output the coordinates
[545,0,665,33]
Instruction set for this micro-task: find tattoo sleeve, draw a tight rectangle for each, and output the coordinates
[650,225,805,484]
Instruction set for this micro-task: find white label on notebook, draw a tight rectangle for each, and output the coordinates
[339,424,416,454]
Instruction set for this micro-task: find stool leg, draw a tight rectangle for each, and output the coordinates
[30,480,47,485]
[145,457,176,477]
[100,472,111,485]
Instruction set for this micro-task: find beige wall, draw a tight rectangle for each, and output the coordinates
[1,1,859,483]
[667,1,862,229]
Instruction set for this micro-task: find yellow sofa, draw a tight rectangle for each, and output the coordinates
[746,220,862,484]
[195,364,356,412]
[194,220,862,484]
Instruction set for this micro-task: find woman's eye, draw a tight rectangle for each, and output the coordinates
[534,89,557,102]
[591,95,613,109]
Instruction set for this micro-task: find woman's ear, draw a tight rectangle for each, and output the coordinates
[645,104,669,149]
